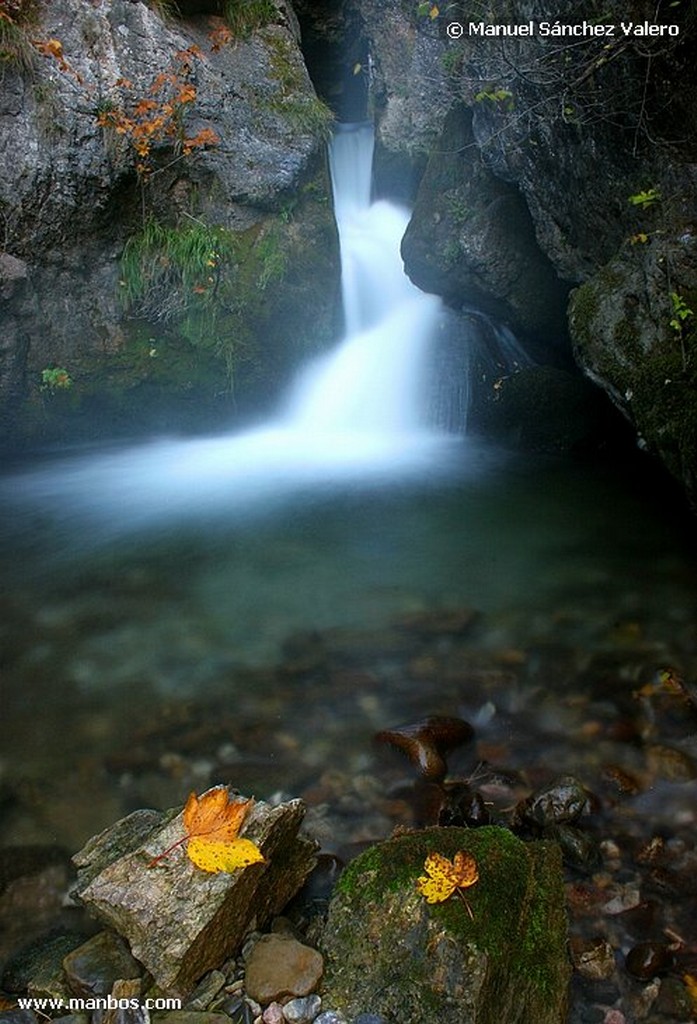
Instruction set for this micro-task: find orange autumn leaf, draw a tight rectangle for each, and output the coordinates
[149,787,265,874]
[417,850,479,904]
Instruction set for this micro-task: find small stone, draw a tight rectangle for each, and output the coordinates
[352,1016,387,1024]
[570,937,616,980]
[282,995,321,1023]
[62,931,142,998]
[244,935,323,1004]
[520,775,592,827]
[184,971,226,1010]
[646,744,697,781]
[313,1014,347,1024]
[624,941,673,980]
[261,1005,284,1024]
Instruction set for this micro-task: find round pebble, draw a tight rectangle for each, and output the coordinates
[283,995,321,1023]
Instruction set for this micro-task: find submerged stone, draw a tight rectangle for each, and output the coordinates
[319,825,570,1024]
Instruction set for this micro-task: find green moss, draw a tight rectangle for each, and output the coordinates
[327,826,569,1024]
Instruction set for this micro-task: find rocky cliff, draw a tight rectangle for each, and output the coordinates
[0,0,339,443]
[350,0,697,503]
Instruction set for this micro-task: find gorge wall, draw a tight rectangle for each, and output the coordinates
[316,0,696,503]
[0,0,339,443]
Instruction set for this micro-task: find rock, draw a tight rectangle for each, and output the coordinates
[282,995,322,1022]
[183,971,226,1010]
[0,0,339,446]
[92,978,146,1024]
[244,934,323,1004]
[320,825,570,1024]
[72,789,317,994]
[312,1013,346,1024]
[375,716,474,783]
[570,937,616,981]
[262,1003,285,1024]
[0,846,75,960]
[62,931,142,997]
[624,942,674,981]
[518,775,593,828]
[2,931,88,996]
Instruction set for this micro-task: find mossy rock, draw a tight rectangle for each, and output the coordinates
[320,826,570,1024]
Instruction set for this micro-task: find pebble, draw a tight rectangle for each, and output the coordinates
[313,1014,347,1024]
[244,935,323,1004]
[282,995,321,1023]
[624,942,673,980]
[62,931,142,997]
[570,937,616,980]
[261,1005,284,1024]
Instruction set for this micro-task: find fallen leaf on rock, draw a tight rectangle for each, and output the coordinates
[149,787,266,873]
[417,850,478,917]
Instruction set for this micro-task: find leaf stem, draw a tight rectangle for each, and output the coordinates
[148,835,187,867]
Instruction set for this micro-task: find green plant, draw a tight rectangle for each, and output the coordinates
[41,366,73,391]
[474,87,514,110]
[628,188,660,209]
[258,35,335,140]
[669,291,694,334]
[223,0,277,37]
[0,0,39,70]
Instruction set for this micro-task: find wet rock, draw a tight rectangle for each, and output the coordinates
[282,995,321,1023]
[624,942,673,980]
[150,1014,230,1024]
[645,745,697,781]
[261,1004,285,1024]
[0,847,76,959]
[517,776,593,829]
[2,931,88,996]
[92,978,146,1024]
[244,934,323,1004]
[320,826,570,1024]
[313,1013,347,1024]
[569,937,616,981]
[438,784,490,829]
[544,825,600,872]
[375,716,474,783]
[72,790,317,994]
[62,931,142,997]
[0,1012,39,1024]
[183,971,226,1010]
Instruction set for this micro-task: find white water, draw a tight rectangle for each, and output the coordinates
[5,124,459,534]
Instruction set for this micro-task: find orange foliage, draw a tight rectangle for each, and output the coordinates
[150,787,265,874]
[96,46,219,178]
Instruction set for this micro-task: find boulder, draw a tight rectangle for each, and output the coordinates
[320,825,570,1024]
[72,791,318,995]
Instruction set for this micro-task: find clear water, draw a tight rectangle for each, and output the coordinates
[0,126,696,866]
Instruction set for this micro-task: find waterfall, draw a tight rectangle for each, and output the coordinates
[3,124,457,535]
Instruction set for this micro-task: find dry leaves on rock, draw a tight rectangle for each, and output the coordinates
[150,787,266,874]
[417,850,479,917]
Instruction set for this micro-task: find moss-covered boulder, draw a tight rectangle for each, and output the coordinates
[320,826,570,1024]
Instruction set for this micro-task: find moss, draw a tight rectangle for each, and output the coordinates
[325,826,569,1024]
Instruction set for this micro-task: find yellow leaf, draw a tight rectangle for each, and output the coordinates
[684,973,697,1011]
[149,786,265,873]
[353,62,362,75]
[430,4,439,18]
[416,850,479,904]
[187,836,265,873]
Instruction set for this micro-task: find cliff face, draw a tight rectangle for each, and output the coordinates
[354,0,697,502]
[0,0,339,443]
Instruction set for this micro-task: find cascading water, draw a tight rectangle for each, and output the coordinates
[4,123,458,536]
